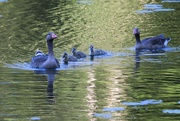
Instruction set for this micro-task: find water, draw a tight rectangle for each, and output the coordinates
[1,0,180,121]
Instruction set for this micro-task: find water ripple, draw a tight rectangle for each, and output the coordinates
[103,107,125,112]
[93,113,112,119]
[122,99,163,106]
[162,0,180,2]
[163,109,180,114]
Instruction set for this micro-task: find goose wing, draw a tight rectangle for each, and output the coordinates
[76,51,87,58]
[31,55,48,68]
[142,34,165,45]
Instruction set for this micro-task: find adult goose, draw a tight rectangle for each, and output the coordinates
[31,32,60,69]
[133,28,171,50]
[71,47,86,59]
[62,52,77,64]
[89,45,107,56]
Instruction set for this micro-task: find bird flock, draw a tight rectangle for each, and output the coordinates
[31,28,171,69]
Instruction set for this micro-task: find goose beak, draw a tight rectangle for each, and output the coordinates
[133,30,136,34]
[52,33,58,39]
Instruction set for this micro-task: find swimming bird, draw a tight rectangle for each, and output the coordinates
[31,32,60,69]
[89,45,107,56]
[35,49,44,56]
[62,52,78,64]
[133,27,171,50]
[71,47,86,59]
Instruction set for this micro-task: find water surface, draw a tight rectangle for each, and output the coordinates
[1,0,180,121]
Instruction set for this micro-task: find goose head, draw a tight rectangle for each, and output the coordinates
[133,28,140,35]
[71,47,77,54]
[62,52,69,64]
[46,32,58,42]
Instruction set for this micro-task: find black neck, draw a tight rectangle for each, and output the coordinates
[47,40,54,57]
[135,34,141,43]
[64,56,68,64]
[91,49,94,53]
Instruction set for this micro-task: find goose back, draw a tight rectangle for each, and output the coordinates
[89,45,107,56]
[62,52,77,64]
[72,47,86,59]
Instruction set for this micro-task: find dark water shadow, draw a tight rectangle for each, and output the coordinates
[133,48,167,72]
[34,69,58,104]
[4,62,59,104]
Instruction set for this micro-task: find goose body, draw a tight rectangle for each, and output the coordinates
[133,28,171,50]
[71,47,86,59]
[31,32,60,69]
[62,52,77,64]
[89,45,107,56]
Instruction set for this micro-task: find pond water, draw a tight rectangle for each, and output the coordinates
[1,0,180,121]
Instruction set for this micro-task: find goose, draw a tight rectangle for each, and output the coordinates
[71,47,86,59]
[35,49,45,56]
[62,52,77,64]
[133,27,171,50]
[31,32,60,69]
[89,45,107,56]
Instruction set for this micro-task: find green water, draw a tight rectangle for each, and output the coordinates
[1,0,180,121]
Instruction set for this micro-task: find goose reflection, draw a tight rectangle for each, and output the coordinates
[134,50,141,71]
[134,49,166,72]
[34,69,58,103]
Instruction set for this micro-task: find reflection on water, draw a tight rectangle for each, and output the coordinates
[163,109,180,114]
[162,0,180,2]
[122,99,162,106]
[93,113,112,119]
[76,0,93,5]
[1,0,180,121]
[103,107,125,112]
[34,69,58,102]
[0,0,6,2]
[136,4,175,14]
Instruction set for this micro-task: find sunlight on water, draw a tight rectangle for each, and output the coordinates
[1,0,180,121]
